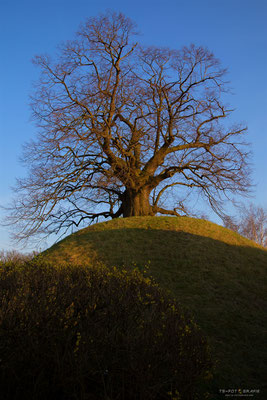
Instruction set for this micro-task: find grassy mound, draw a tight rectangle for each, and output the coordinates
[44,216,267,399]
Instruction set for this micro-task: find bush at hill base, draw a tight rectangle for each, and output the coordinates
[0,259,213,400]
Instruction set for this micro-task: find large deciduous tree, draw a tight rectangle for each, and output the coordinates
[7,12,251,241]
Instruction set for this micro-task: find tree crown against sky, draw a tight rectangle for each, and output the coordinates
[6,11,251,243]
[224,203,267,247]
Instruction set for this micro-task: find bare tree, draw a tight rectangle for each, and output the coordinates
[223,215,240,233]
[5,11,251,242]
[224,203,267,247]
[0,249,37,264]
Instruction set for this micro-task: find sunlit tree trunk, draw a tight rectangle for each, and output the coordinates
[121,187,154,217]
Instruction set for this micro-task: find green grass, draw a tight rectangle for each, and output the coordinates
[44,216,267,399]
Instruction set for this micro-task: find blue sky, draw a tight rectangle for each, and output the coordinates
[0,0,266,251]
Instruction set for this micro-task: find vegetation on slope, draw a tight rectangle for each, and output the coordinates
[0,261,212,400]
[44,216,267,398]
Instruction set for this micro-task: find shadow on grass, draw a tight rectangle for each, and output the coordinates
[46,228,267,399]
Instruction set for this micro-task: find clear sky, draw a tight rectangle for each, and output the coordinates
[0,0,266,251]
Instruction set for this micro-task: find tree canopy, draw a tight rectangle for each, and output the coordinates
[7,11,251,242]
[224,203,267,247]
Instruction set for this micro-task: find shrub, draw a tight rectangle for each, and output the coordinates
[0,260,213,400]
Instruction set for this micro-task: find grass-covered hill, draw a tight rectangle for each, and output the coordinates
[44,216,267,398]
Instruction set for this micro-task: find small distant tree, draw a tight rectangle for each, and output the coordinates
[0,249,37,264]
[223,215,240,233]
[224,203,267,247]
[5,11,251,243]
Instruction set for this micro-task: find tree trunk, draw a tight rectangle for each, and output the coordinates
[121,187,154,217]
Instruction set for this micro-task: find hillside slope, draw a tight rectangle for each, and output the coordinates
[44,216,267,398]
